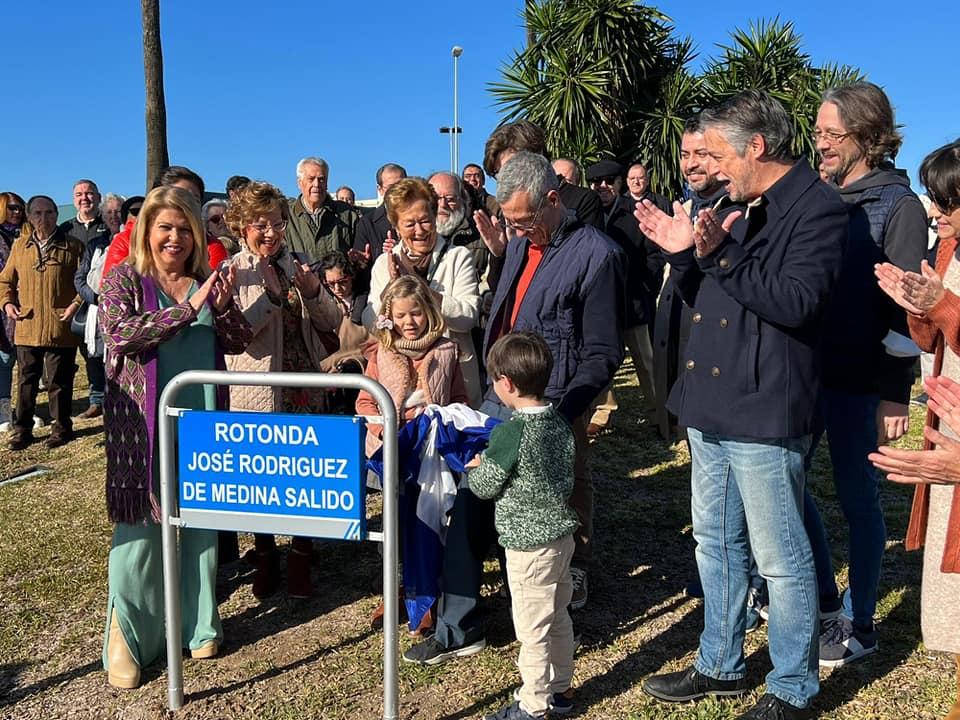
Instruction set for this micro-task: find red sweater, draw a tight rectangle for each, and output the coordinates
[102,217,228,277]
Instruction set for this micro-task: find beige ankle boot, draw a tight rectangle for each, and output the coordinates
[945,655,960,720]
[107,610,140,689]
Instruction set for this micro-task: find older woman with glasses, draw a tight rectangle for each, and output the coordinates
[874,140,960,720]
[224,180,342,599]
[363,177,481,406]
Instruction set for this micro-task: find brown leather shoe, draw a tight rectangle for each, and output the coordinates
[45,430,74,449]
[8,433,32,451]
[409,604,435,639]
[287,546,313,599]
[77,405,103,419]
[371,587,408,630]
[252,549,281,599]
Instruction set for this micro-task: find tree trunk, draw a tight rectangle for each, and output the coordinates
[142,0,168,190]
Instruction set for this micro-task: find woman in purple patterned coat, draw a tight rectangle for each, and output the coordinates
[97,186,252,689]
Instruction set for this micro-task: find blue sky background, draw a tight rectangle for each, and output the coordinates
[2,1,953,204]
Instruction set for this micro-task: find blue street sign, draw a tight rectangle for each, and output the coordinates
[176,410,366,540]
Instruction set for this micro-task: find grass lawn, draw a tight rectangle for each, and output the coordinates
[0,360,955,719]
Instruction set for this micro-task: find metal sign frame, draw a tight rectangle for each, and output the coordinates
[158,370,399,719]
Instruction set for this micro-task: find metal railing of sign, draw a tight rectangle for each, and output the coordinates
[158,370,399,719]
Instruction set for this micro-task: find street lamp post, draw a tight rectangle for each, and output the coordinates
[452,46,463,173]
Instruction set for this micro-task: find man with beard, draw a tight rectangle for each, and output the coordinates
[804,82,928,668]
[653,116,729,442]
[430,171,490,384]
[584,159,664,436]
[637,91,847,719]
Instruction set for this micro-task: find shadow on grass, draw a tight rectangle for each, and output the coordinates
[215,539,378,658]
[0,659,101,708]
[185,627,375,703]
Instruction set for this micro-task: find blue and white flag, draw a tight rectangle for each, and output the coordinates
[369,403,501,631]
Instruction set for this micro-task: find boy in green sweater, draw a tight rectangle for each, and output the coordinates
[467,332,579,720]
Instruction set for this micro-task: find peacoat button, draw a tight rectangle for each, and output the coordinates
[692,313,702,323]
[720,318,728,328]
[686,360,696,370]
[719,258,730,269]
[711,366,720,377]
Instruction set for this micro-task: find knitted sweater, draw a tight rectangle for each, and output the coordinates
[467,405,578,550]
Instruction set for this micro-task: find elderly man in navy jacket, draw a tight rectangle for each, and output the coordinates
[404,151,625,668]
[636,91,847,720]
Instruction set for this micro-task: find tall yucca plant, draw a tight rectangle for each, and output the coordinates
[489,0,674,169]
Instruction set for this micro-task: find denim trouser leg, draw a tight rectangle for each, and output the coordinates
[433,486,497,648]
[0,348,13,399]
[820,387,884,628]
[80,344,106,407]
[690,428,819,708]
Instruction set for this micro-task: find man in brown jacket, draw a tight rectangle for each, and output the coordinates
[0,195,83,449]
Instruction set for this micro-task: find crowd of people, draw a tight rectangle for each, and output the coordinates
[1,80,959,720]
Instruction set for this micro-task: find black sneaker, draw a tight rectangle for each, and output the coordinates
[402,635,486,665]
[736,692,813,719]
[642,666,749,703]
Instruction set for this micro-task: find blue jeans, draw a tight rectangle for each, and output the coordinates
[0,348,13,399]
[689,428,819,708]
[803,388,884,628]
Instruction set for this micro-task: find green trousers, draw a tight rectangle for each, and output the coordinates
[102,522,221,671]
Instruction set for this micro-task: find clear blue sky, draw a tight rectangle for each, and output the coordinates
[2,1,952,205]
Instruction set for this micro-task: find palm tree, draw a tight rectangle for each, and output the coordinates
[492,8,865,198]
[490,0,674,167]
[142,0,169,189]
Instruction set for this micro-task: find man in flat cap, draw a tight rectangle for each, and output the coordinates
[585,159,668,435]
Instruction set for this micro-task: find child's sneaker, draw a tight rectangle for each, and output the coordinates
[819,616,878,667]
[513,688,574,715]
[483,701,539,720]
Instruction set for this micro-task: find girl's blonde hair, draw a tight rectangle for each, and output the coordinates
[128,186,211,279]
[376,275,445,351]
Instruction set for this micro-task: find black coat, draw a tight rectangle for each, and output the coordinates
[352,204,394,293]
[603,198,665,327]
[666,160,847,439]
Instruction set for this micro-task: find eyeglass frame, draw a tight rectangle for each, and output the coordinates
[247,220,288,235]
[502,193,549,234]
[812,128,852,144]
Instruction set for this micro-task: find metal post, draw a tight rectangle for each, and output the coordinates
[159,381,184,711]
[452,46,463,174]
[157,371,399,719]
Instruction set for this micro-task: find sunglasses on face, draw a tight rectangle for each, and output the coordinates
[207,214,225,224]
[129,206,142,217]
[6,205,23,213]
[929,191,960,214]
[590,176,619,187]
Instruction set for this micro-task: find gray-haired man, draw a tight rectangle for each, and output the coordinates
[285,157,357,263]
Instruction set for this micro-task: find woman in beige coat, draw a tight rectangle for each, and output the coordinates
[224,181,341,600]
[362,178,481,406]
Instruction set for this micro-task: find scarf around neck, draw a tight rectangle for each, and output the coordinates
[390,327,442,359]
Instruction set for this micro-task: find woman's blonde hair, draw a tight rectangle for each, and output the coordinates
[128,186,210,279]
[376,275,445,351]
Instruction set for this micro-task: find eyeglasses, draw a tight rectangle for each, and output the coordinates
[207,214,225,224]
[325,278,351,287]
[463,172,483,180]
[129,206,142,217]
[812,129,851,144]
[436,195,459,206]
[929,190,960,214]
[589,175,619,187]
[502,195,547,234]
[6,205,23,213]
[248,221,287,234]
